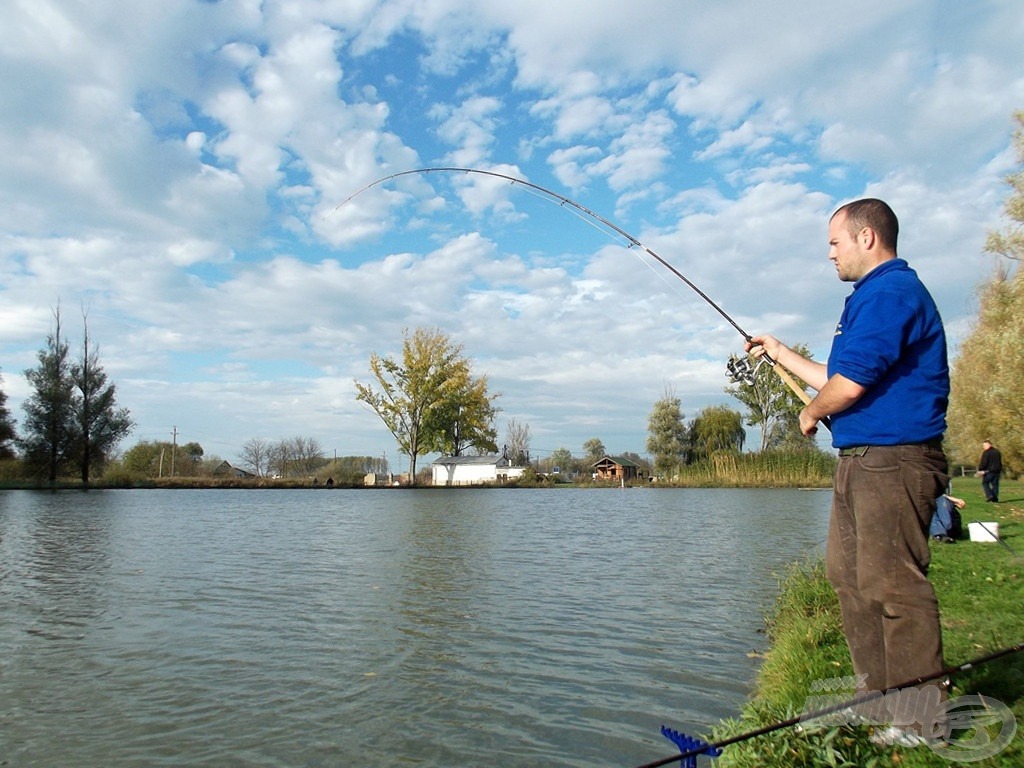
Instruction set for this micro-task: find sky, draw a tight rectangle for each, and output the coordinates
[1,0,1023,471]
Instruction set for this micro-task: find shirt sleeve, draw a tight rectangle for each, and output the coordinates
[830,289,917,387]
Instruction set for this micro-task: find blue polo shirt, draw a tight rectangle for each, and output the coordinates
[827,258,948,449]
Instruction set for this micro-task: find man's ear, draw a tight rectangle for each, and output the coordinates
[859,226,876,249]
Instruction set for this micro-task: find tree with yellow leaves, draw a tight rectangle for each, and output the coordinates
[947,111,1023,473]
[355,327,499,484]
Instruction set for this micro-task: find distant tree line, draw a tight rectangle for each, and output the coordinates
[111,436,389,486]
[647,390,764,481]
[120,440,207,478]
[348,326,830,486]
[0,371,15,462]
[236,436,387,480]
[238,436,327,477]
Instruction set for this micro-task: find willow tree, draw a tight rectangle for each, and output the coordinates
[355,327,498,484]
[583,438,606,464]
[689,404,745,460]
[947,111,1024,471]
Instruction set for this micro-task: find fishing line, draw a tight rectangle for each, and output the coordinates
[330,167,824,425]
[330,167,752,336]
[500,179,702,310]
[633,641,1024,768]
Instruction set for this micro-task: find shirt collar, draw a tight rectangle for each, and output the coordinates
[853,257,905,290]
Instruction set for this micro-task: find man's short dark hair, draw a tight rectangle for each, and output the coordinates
[832,198,899,253]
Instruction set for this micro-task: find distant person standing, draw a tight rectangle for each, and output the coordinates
[976,440,1002,502]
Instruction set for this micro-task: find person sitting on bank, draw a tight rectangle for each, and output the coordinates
[930,492,965,543]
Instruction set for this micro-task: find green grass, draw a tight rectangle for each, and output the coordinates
[707,477,1024,767]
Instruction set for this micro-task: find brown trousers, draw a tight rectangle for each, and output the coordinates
[825,443,948,695]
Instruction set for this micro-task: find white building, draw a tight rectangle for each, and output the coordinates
[431,454,526,486]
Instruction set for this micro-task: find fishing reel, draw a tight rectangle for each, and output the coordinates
[725,353,765,386]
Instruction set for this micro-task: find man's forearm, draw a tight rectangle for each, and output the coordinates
[774,346,829,391]
[804,374,866,423]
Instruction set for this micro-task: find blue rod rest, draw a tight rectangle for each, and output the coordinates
[660,726,722,768]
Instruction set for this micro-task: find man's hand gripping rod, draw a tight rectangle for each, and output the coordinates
[727,346,831,432]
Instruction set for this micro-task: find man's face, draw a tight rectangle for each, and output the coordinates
[828,211,871,282]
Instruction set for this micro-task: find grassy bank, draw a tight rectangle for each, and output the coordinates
[707,478,1023,766]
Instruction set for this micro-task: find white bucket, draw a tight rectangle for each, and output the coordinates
[968,522,1000,542]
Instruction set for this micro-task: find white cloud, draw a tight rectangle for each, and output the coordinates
[0,0,1021,461]
[432,95,503,166]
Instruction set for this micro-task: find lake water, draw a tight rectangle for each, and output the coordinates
[0,487,831,767]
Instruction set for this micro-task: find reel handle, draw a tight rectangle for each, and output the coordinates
[768,360,832,432]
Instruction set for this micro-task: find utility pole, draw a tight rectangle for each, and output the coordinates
[171,426,177,477]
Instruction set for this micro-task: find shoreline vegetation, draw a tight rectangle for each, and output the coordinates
[709,478,1023,767]
[0,448,842,490]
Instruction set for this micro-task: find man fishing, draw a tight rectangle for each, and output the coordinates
[747,198,949,746]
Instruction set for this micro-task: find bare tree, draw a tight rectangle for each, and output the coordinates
[272,436,326,476]
[239,437,273,476]
[505,419,531,465]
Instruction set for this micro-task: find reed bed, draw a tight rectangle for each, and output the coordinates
[667,449,837,488]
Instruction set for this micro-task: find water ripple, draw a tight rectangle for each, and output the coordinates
[0,487,829,767]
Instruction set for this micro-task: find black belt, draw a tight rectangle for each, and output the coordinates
[838,439,943,457]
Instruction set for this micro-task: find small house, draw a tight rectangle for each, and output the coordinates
[213,460,256,478]
[591,455,642,482]
[431,453,526,486]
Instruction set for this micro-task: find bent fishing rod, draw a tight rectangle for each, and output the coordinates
[633,640,1024,768]
[331,167,827,430]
